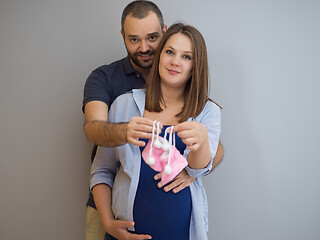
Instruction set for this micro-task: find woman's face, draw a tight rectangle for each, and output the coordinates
[159,33,193,90]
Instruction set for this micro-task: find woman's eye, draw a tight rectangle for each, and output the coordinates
[183,55,192,60]
[166,50,174,55]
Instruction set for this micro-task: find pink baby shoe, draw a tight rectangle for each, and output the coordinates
[142,121,188,185]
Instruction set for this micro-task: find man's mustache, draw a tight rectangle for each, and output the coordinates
[134,50,154,57]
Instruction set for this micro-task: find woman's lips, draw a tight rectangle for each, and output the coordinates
[167,69,180,74]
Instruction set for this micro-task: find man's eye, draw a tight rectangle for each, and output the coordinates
[130,38,138,43]
[149,36,156,41]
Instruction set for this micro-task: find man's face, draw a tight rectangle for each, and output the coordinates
[122,12,165,70]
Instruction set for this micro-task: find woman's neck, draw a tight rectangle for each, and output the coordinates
[160,84,184,106]
[143,85,185,125]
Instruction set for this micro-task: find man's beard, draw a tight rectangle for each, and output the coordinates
[128,50,155,69]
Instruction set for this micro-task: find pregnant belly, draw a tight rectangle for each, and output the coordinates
[133,159,192,240]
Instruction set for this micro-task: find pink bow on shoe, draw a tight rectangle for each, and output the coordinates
[142,121,188,185]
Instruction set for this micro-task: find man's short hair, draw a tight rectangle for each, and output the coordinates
[121,1,164,34]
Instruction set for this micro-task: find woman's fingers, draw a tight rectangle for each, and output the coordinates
[174,122,207,151]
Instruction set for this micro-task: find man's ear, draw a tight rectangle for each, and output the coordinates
[162,24,168,34]
[121,29,125,40]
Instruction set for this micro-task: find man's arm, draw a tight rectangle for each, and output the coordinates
[211,141,224,171]
[84,101,158,147]
[84,101,127,147]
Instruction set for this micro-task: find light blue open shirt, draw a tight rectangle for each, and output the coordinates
[90,89,221,240]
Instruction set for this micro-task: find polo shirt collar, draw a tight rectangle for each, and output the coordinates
[123,56,137,75]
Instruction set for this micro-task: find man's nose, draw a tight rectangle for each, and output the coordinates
[139,40,149,53]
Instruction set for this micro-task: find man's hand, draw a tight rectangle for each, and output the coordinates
[154,169,195,193]
[105,219,151,240]
[126,117,162,147]
[93,184,151,240]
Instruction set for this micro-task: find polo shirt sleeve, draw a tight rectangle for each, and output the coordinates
[184,101,221,178]
[82,67,112,112]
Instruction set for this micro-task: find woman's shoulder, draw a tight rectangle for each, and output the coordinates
[109,89,145,122]
[192,99,221,123]
[203,99,221,114]
[113,88,145,104]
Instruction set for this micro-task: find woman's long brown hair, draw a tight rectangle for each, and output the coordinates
[145,23,211,122]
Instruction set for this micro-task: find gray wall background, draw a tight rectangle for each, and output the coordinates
[1,0,319,239]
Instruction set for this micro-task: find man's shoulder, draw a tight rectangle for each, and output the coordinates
[86,57,130,86]
[93,57,127,73]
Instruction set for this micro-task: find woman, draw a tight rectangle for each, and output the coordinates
[90,23,221,240]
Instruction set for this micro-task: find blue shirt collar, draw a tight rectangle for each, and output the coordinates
[132,89,146,116]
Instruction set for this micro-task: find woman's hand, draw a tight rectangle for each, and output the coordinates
[126,117,162,147]
[174,121,211,169]
[173,121,208,151]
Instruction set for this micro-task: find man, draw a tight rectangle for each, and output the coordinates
[83,1,224,239]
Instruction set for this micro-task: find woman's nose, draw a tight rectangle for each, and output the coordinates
[170,56,180,66]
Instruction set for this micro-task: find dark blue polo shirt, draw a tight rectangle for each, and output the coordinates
[82,56,145,208]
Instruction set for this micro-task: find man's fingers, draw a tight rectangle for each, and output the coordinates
[117,220,135,228]
[127,138,146,147]
[132,131,153,139]
[154,170,196,195]
[130,117,163,131]
[127,117,163,144]
[109,220,152,240]
[171,183,186,193]
[127,232,152,240]
[132,116,155,125]
[129,123,153,132]
[163,179,181,192]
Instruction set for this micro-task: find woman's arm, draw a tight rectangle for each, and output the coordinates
[174,101,221,174]
[174,121,211,169]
